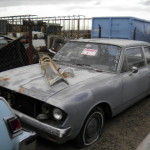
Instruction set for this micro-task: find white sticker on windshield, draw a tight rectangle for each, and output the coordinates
[81,49,98,56]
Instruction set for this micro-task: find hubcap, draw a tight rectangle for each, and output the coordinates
[84,112,103,145]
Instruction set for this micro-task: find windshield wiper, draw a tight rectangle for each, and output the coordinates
[53,61,103,72]
[91,68,103,72]
[75,63,103,72]
[75,63,91,67]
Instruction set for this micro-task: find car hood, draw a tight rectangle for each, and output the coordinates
[0,64,114,102]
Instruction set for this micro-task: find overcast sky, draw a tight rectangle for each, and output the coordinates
[0,0,150,20]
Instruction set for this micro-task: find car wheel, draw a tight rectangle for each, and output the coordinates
[72,107,104,148]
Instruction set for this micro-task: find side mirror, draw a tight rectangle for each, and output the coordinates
[131,66,138,73]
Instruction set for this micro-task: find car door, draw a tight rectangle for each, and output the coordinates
[121,46,149,107]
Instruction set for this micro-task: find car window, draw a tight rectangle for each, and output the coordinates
[123,47,145,71]
[144,47,150,65]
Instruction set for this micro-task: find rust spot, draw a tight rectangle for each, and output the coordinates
[1,78,10,81]
[19,87,25,93]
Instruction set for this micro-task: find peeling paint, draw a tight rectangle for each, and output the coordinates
[1,77,10,81]
[0,77,9,87]
[19,87,25,93]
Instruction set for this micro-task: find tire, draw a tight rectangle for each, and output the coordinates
[72,107,104,148]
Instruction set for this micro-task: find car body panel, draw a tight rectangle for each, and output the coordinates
[0,97,36,150]
[0,99,13,150]
[70,38,150,47]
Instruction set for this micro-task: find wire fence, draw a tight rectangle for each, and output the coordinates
[0,15,92,72]
[0,15,91,38]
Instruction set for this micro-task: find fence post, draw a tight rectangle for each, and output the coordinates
[28,21,34,64]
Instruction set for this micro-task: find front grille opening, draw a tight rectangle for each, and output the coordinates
[0,86,43,118]
[0,86,67,126]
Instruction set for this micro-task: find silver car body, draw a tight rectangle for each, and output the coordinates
[0,39,150,143]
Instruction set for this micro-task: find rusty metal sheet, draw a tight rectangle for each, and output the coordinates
[0,38,29,72]
[39,55,74,85]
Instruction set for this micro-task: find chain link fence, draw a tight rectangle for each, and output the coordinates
[0,15,92,72]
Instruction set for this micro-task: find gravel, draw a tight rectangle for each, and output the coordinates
[36,96,150,150]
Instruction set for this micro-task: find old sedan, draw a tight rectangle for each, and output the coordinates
[0,39,150,148]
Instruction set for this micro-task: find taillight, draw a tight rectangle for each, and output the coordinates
[7,116,22,136]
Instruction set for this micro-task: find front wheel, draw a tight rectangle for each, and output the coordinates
[72,107,104,148]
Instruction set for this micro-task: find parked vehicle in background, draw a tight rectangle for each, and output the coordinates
[0,39,150,148]
[0,97,36,150]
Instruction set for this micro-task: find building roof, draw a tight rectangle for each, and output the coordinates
[70,38,150,47]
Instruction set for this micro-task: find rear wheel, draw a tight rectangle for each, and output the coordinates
[72,107,104,148]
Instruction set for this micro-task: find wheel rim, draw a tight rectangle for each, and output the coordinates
[83,112,103,145]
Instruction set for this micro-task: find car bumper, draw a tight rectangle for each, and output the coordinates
[14,109,71,143]
[19,130,36,150]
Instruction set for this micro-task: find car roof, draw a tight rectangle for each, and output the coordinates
[70,38,150,47]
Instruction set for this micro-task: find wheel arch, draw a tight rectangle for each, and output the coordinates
[85,102,112,121]
[97,102,112,118]
[80,102,112,131]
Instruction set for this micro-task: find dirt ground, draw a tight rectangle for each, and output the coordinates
[36,96,150,150]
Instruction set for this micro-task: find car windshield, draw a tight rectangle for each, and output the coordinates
[53,41,122,72]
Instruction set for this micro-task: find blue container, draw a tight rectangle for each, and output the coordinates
[92,17,150,42]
